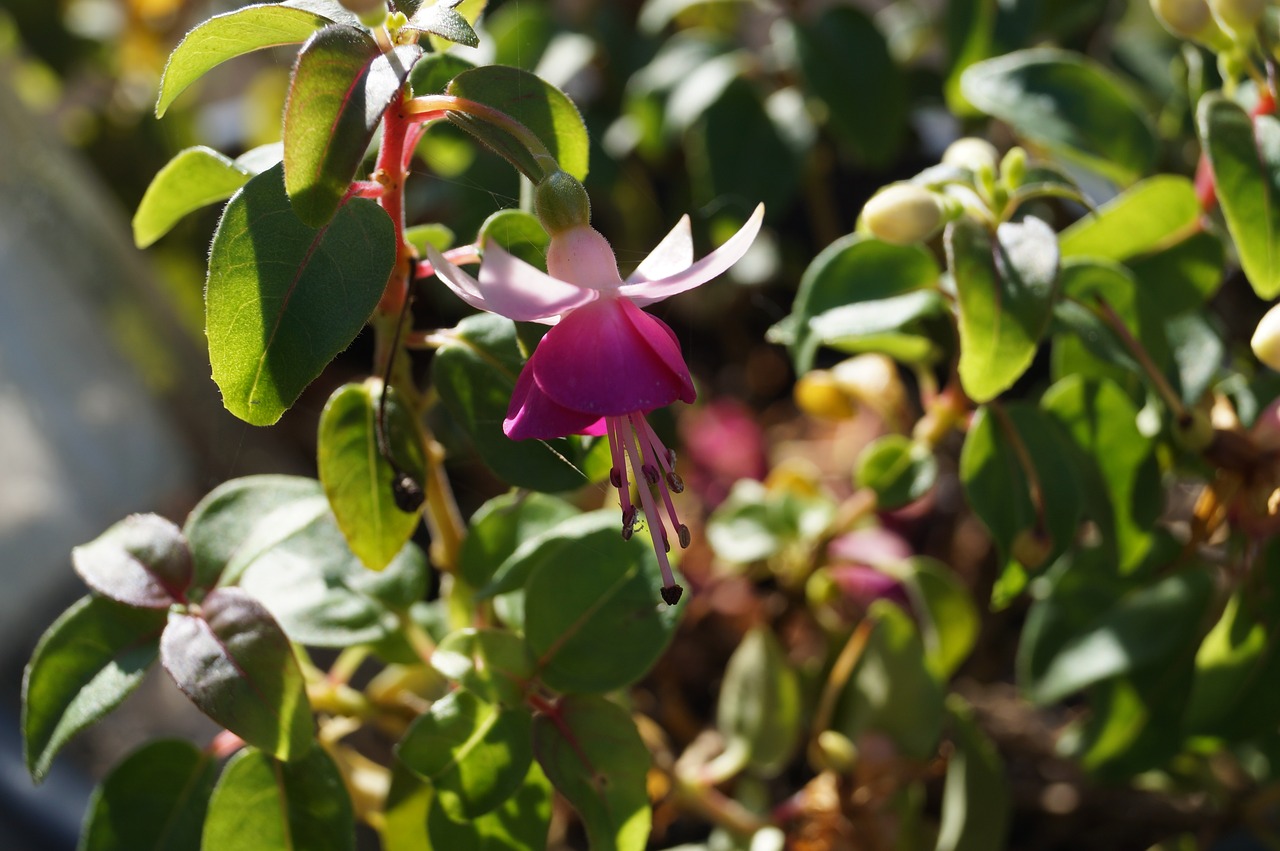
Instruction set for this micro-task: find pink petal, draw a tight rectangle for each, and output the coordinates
[530,297,694,416]
[478,241,597,321]
[425,242,490,314]
[617,203,765,307]
[626,215,693,284]
[503,362,607,440]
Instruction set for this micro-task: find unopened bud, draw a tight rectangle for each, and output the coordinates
[999,147,1027,188]
[339,0,388,27]
[1174,406,1215,453]
[534,170,591,234]
[1151,0,1216,37]
[1208,0,1265,34]
[795,370,856,420]
[815,730,859,774]
[832,354,906,424]
[1011,528,1052,569]
[942,137,999,174]
[1252,303,1280,371]
[862,184,943,246]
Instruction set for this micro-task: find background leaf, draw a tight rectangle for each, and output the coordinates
[1058,176,1199,263]
[72,514,192,609]
[935,696,1010,851]
[205,163,396,426]
[716,627,802,777]
[134,147,255,248]
[425,759,553,851]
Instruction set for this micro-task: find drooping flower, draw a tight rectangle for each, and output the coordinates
[427,203,764,604]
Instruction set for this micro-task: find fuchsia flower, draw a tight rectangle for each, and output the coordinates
[427,204,764,604]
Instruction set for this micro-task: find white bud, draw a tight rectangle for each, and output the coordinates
[1208,0,1266,33]
[942,137,999,174]
[862,184,943,246]
[1252,302,1280,371]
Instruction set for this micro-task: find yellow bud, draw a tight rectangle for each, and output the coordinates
[1208,0,1266,33]
[1011,528,1052,569]
[862,184,943,246]
[832,354,906,426]
[1173,407,1215,452]
[1151,0,1215,36]
[795,370,856,420]
[942,137,999,174]
[1252,302,1280,371]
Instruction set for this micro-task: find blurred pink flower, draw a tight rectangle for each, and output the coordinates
[427,206,764,604]
[679,399,769,507]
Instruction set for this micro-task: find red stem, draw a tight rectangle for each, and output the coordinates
[375,88,414,316]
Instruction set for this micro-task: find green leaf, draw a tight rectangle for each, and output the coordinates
[935,696,1010,851]
[705,478,836,566]
[446,65,590,181]
[833,602,945,760]
[717,627,802,777]
[22,597,166,782]
[433,313,592,492]
[72,514,192,609]
[405,0,479,47]
[318,380,426,571]
[80,739,219,851]
[426,759,553,851]
[854,435,938,510]
[432,629,535,707]
[202,746,354,851]
[408,52,474,97]
[1058,176,1200,263]
[808,290,947,364]
[960,48,1157,185]
[1029,570,1213,705]
[1185,592,1269,734]
[134,147,254,248]
[477,208,551,270]
[206,163,396,426]
[787,6,906,167]
[284,27,421,226]
[950,216,1060,403]
[425,0,487,54]
[382,763,431,851]
[1198,93,1280,298]
[943,0,1036,116]
[532,696,651,851]
[894,557,980,681]
[156,4,336,117]
[522,512,683,693]
[459,491,579,589]
[397,689,534,818]
[160,588,313,761]
[776,234,939,374]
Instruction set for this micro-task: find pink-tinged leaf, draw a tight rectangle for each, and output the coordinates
[618,203,764,307]
[73,514,192,609]
[284,26,422,226]
[161,588,313,761]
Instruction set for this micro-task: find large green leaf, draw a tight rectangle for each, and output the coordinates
[284,27,421,226]
[787,5,906,167]
[854,435,938,511]
[716,627,802,777]
[22,597,166,782]
[522,512,683,693]
[156,3,337,116]
[160,588,313,761]
[532,696,651,851]
[457,491,579,589]
[80,739,219,851]
[425,760,553,851]
[891,557,980,681]
[71,514,192,609]
[1198,93,1280,298]
[433,313,592,492]
[950,216,1060,403]
[205,164,396,426]
[431,628,535,708]
[961,48,1157,185]
[935,696,1010,851]
[134,146,261,248]
[397,689,534,818]
[1058,176,1200,263]
[317,380,426,571]
[446,65,589,181]
[202,746,354,851]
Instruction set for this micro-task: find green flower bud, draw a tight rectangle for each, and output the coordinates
[1150,0,1216,37]
[534,171,591,234]
[1000,147,1028,188]
[942,137,999,174]
[340,0,388,27]
[1252,302,1280,371]
[1208,0,1266,34]
[862,184,943,245]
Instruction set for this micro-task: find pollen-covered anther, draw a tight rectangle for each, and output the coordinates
[678,524,691,548]
[610,467,622,489]
[621,505,638,541]
[666,472,685,494]
[643,464,660,485]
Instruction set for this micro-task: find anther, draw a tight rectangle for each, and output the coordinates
[678,524,691,548]
[660,584,684,606]
[621,505,638,541]
[609,468,622,489]
[666,472,685,493]
[666,449,677,466]
[643,464,660,485]
[662,532,671,553]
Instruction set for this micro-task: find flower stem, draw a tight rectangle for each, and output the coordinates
[1091,295,1187,420]
[404,94,558,174]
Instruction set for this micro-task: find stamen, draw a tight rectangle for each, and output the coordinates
[666,472,685,494]
[619,414,679,595]
[610,468,622,489]
[661,584,684,605]
[606,417,637,538]
[622,505,638,541]
[633,413,685,537]
[678,524,691,548]
[662,531,671,553]
[643,464,660,485]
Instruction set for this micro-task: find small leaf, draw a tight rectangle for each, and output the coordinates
[206,163,396,426]
[894,557,980,681]
[318,380,426,571]
[808,290,947,364]
[522,512,683,693]
[202,746,354,851]
[459,491,579,589]
[161,587,313,761]
[431,628,535,707]
[478,208,551,269]
[1198,93,1280,298]
[532,695,651,851]
[935,696,1010,851]
[950,216,1060,403]
[408,52,474,97]
[960,48,1157,185]
[397,689,534,818]
[156,4,336,117]
[80,739,219,851]
[284,27,422,226]
[22,597,166,782]
[717,627,802,777]
[426,759,553,851]
[447,65,590,181]
[1058,176,1200,263]
[134,147,253,248]
[855,435,938,510]
[405,0,479,47]
[433,313,592,492]
[72,514,192,609]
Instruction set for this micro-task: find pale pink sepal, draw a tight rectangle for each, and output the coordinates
[618,203,765,307]
[626,215,694,284]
